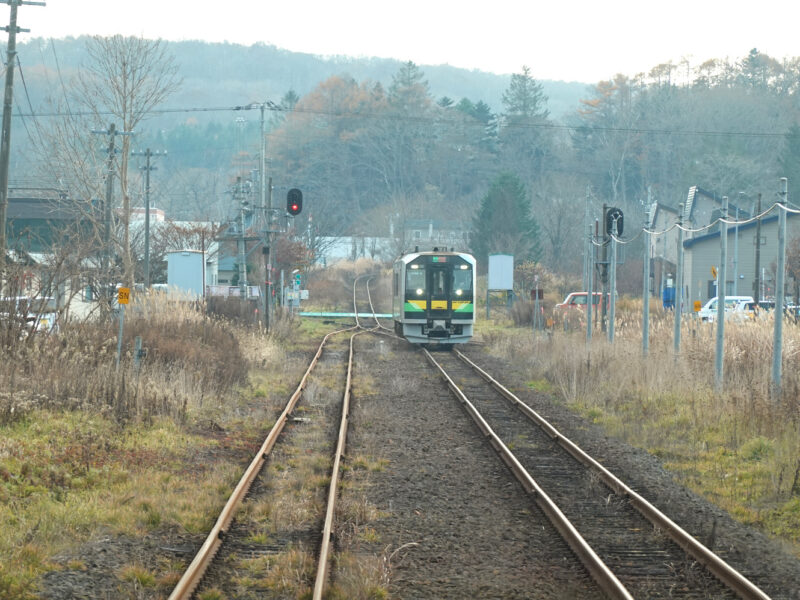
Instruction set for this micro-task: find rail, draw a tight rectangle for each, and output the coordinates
[453,348,771,600]
[422,347,634,600]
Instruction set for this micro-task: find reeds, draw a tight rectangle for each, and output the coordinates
[480,305,800,549]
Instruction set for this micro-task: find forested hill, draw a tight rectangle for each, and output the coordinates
[19,36,586,121]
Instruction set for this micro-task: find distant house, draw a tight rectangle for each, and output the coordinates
[649,185,800,307]
[4,194,93,306]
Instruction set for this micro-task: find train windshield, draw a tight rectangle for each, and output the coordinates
[452,266,473,297]
[431,268,448,299]
[405,266,426,296]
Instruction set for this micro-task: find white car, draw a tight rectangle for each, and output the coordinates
[698,296,754,322]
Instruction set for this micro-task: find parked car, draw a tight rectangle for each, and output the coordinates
[554,292,610,315]
[698,295,754,322]
[0,296,59,334]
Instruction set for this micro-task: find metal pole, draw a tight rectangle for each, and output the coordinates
[734,193,742,295]
[115,304,125,371]
[104,123,116,304]
[586,224,593,343]
[642,217,650,357]
[583,187,590,291]
[260,105,270,332]
[608,219,617,343]
[715,196,728,392]
[268,176,274,325]
[601,204,608,332]
[144,149,151,288]
[673,203,684,358]
[754,193,762,305]
[772,178,787,400]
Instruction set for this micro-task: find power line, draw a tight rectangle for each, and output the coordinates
[7,101,799,139]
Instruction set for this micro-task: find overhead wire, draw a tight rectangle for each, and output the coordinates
[591,200,793,248]
[7,100,800,140]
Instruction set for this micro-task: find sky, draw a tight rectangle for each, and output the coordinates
[12,0,800,83]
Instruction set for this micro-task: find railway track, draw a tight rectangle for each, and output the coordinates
[423,347,771,600]
[168,269,773,598]
[168,277,383,599]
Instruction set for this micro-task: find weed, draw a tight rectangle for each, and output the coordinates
[120,564,157,587]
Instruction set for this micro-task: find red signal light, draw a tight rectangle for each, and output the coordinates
[287,188,303,216]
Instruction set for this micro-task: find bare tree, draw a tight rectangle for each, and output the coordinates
[75,35,181,287]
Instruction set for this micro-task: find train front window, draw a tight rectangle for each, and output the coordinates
[431,269,447,299]
[406,266,426,296]
[452,266,473,298]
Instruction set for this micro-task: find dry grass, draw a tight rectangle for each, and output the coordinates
[0,292,300,598]
[479,305,800,553]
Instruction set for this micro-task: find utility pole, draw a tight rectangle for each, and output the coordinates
[235,100,280,330]
[92,123,133,307]
[0,0,45,294]
[132,148,166,288]
[234,177,249,298]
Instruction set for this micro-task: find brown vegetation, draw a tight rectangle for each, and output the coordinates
[479,302,800,553]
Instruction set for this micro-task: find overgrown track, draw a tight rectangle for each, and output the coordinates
[423,348,771,600]
[168,326,361,599]
[169,275,391,599]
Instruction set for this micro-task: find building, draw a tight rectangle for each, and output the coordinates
[683,211,800,305]
[4,194,94,309]
[649,185,800,308]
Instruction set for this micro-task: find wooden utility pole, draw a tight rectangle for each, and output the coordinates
[133,148,166,288]
[92,123,133,307]
[0,0,44,294]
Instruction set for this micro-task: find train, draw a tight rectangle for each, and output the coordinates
[392,248,476,347]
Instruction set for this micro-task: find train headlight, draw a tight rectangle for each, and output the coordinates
[455,289,463,296]
[416,288,424,295]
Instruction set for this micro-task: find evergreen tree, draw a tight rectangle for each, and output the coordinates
[502,65,549,123]
[498,66,551,187]
[470,173,541,264]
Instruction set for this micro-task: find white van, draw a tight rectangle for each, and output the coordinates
[698,296,754,322]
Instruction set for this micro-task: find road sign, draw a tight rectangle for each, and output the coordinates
[118,287,130,305]
[694,300,702,312]
[711,266,717,279]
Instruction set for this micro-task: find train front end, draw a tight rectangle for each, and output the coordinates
[393,251,476,346]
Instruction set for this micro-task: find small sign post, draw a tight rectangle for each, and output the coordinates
[116,287,130,371]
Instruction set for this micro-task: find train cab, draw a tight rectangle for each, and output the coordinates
[392,250,476,346]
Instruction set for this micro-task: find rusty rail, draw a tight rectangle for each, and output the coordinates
[313,331,362,599]
[168,326,355,600]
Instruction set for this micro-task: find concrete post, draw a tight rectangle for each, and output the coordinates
[715,196,728,392]
[673,204,684,358]
[772,179,788,400]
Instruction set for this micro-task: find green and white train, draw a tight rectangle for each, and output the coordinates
[392,249,476,347]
